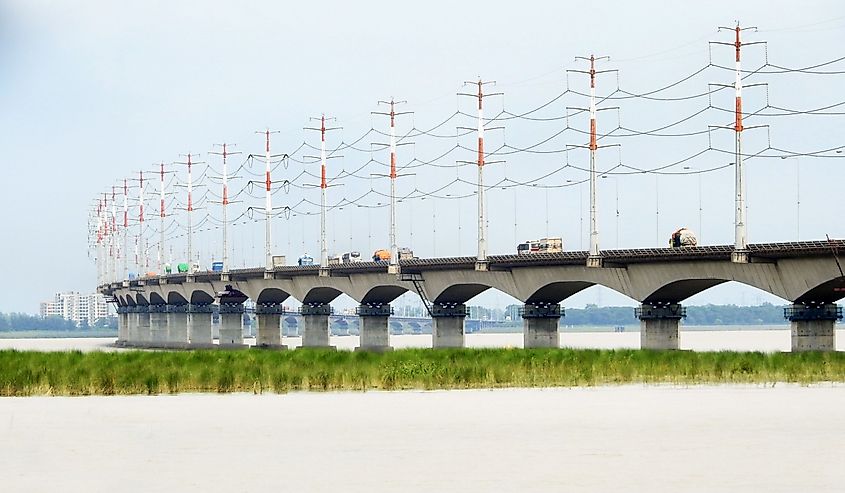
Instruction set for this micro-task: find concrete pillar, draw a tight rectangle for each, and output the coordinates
[300,304,334,348]
[785,303,841,352]
[356,304,393,352]
[124,307,139,346]
[636,303,685,350]
[136,307,151,345]
[149,304,168,347]
[116,306,129,346]
[255,303,286,349]
[521,303,562,348]
[219,302,246,348]
[165,305,189,349]
[188,304,214,348]
[431,303,467,348]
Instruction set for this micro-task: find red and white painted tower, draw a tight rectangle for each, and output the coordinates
[458,79,502,270]
[123,178,129,280]
[712,23,763,262]
[210,142,241,279]
[569,55,613,267]
[374,99,410,274]
[305,115,340,272]
[732,25,747,255]
[158,162,167,275]
[138,170,147,273]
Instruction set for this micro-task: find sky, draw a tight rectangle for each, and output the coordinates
[1,1,844,314]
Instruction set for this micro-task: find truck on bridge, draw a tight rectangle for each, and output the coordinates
[517,237,563,255]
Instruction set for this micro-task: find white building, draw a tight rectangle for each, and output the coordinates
[39,292,111,326]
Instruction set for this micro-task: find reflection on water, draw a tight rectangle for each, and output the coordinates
[1,386,843,492]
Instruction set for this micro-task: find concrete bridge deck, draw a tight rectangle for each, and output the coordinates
[101,240,845,352]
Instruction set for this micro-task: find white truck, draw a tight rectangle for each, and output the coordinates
[517,237,563,255]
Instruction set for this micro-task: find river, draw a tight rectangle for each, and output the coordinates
[1,386,843,492]
[1,328,844,352]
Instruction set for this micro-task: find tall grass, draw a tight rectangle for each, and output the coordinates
[1,348,843,396]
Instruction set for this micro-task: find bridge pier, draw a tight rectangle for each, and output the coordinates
[135,307,151,345]
[187,304,215,348]
[149,304,168,347]
[636,303,685,350]
[255,303,286,349]
[431,303,467,348]
[300,304,334,349]
[356,304,393,352]
[786,303,841,352]
[165,305,189,348]
[219,302,246,348]
[522,303,562,348]
[116,306,129,346]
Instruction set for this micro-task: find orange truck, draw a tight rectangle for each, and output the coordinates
[372,249,390,262]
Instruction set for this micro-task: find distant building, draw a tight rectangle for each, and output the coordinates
[39,292,111,326]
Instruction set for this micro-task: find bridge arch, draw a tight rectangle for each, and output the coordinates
[643,279,731,303]
[361,285,409,304]
[190,289,215,305]
[433,283,491,304]
[123,294,136,307]
[796,276,845,303]
[167,291,188,305]
[149,292,166,305]
[256,288,291,305]
[302,286,344,305]
[134,293,149,306]
[525,281,596,304]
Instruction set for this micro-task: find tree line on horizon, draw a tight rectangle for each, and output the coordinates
[0,312,117,332]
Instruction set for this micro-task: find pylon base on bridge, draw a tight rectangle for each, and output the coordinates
[263,270,274,280]
[388,264,400,275]
[319,267,330,278]
[474,261,489,272]
[731,250,750,264]
[586,255,603,268]
[220,272,230,282]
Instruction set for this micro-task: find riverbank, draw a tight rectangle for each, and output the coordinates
[2,347,844,396]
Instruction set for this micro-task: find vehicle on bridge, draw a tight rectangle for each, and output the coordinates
[342,251,363,263]
[298,254,314,266]
[211,262,224,272]
[669,228,698,248]
[517,237,563,255]
[398,247,416,260]
[373,249,390,262]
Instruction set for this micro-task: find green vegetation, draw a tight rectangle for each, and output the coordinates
[1,348,843,396]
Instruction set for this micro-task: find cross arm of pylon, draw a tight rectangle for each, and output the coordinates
[302,154,344,160]
[567,143,621,150]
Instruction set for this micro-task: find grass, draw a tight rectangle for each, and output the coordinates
[0,348,843,396]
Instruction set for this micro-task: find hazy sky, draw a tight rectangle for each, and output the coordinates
[1,1,844,313]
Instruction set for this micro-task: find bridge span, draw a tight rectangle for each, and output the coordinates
[100,241,845,351]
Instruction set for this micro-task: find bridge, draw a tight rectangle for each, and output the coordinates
[91,29,845,352]
[101,240,845,352]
